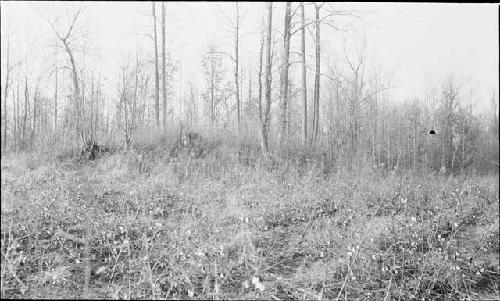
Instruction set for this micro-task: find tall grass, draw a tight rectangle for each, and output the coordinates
[1,128,498,299]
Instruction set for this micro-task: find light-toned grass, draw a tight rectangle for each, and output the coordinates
[1,139,498,299]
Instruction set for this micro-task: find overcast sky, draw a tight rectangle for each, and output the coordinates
[1,2,498,112]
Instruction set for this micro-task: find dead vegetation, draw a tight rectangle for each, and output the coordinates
[169,132,209,163]
[1,136,498,300]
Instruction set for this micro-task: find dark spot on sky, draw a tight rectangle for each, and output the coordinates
[429,130,436,135]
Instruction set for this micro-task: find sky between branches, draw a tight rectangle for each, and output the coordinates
[1,2,498,113]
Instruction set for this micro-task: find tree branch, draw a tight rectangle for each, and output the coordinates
[208,51,236,64]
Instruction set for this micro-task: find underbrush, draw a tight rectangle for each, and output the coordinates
[1,142,499,299]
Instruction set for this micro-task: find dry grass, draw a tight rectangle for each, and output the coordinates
[1,137,499,299]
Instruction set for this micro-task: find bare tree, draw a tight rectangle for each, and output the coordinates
[247,68,253,117]
[203,46,217,126]
[257,13,265,121]
[2,36,11,152]
[23,77,28,147]
[185,80,198,127]
[412,100,419,173]
[261,2,273,153]
[178,56,182,124]
[344,43,364,154]
[218,3,243,131]
[116,57,143,148]
[152,3,160,129]
[201,45,231,126]
[440,74,459,172]
[161,2,167,135]
[310,3,324,144]
[14,74,20,151]
[54,46,58,133]
[300,2,307,146]
[234,3,241,131]
[49,8,87,148]
[295,3,360,146]
[31,79,40,149]
[278,2,292,148]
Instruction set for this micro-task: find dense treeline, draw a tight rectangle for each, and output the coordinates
[1,3,498,175]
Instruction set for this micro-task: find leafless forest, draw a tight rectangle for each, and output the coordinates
[1,2,499,299]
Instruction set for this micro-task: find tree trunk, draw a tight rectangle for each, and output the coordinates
[94,76,98,141]
[402,113,406,169]
[153,3,160,129]
[14,78,19,151]
[462,97,468,171]
[189,82,197,126]
[301,2,307,146]
[335,79,341,149]
[90,73,95,143]
[441,78,457,172]
[413,103,418,173]
[32,84,39,149]
[376,100,381,166]
[240,66,244,122]
[178,58,182,123]
[387,109,391,169]
[371,94,377,165]
[248,70,252,115]
[2,39,10,152]
[210,57,215,126]
[278,2,291,148]
[446,100,453,171]
[287,74,292,136]
[23,78,28,148]
[54,49,58,133]
[234,3,240,131]
[83,74,88,144]
[258,22,264,122]
[311,3,321,143]
[261,2,272,153]
[63,41,85,147]
[161,2,167,135]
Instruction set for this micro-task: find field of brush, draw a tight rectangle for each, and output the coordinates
[1,139,499,299]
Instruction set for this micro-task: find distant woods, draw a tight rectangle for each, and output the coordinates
[1,2,498,174]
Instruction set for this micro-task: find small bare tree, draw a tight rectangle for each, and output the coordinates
[201,45,231,127]
[116,58,140,149]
